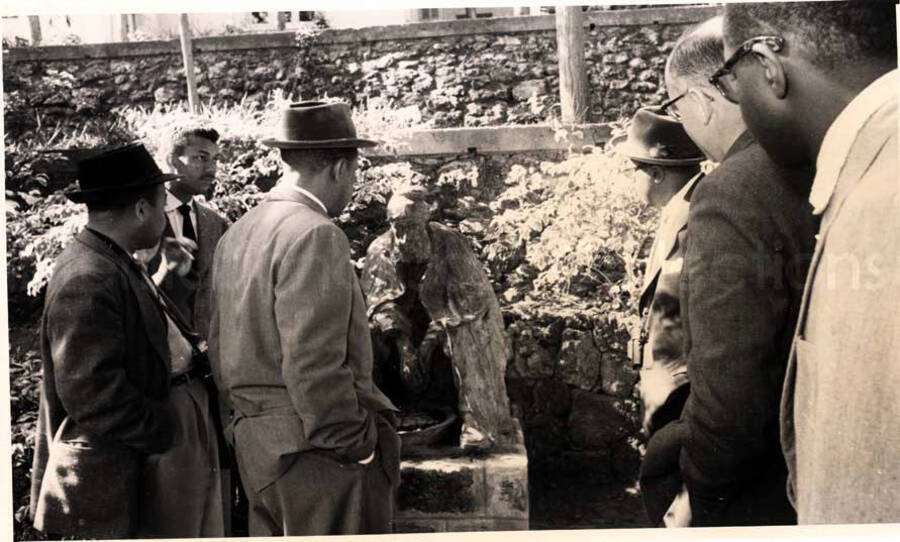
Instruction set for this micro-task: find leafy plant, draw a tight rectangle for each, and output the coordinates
[483,144,658,329]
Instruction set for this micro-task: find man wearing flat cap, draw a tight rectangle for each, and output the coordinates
[612,105,704,527]
[29,144,183,538]
[209,101,399,536]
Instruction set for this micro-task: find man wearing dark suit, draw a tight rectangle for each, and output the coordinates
[660,16,818,526]
[720,1,899,523]
[612,105,704,526]
[148,126,230,338]
[209,102,400,536]
[136,126,230,537]
[29,144,176,539]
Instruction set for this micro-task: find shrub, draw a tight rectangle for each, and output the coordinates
[483,145,658,330]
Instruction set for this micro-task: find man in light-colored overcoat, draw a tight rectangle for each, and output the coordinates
[721,2,899,524]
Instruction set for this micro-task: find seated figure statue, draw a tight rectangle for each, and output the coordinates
[360,185,519,451]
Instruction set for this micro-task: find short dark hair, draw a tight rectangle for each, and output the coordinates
[723,1,898,72]
[166,126,220,160]
[667,16,726,85]
[280,147,358,172]
[85,183,162,213]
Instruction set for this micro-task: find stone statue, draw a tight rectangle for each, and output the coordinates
[360,185,520,452]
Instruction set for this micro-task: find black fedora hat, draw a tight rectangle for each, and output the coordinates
[261,101,378,149]
[65,143,180,204]
[610,106,704,166]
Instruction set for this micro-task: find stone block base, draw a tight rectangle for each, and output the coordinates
[394,449,529,532]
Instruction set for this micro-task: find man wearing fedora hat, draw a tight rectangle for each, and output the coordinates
[612,105,704,527]
[30,143,179,538]
[655,17,817,526]
[209,101,399,536]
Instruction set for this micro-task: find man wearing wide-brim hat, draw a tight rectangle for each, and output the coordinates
[209,101,400,536]
[611,104,705,527]
[30,143,179,538]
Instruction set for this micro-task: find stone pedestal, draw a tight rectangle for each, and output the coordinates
[394,447,529,533]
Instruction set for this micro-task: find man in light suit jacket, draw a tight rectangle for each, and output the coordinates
[209,101,400,536]
[613,105,704,526]
[662,15,817,526]
[30,144,176,539]
[722,2,899,524]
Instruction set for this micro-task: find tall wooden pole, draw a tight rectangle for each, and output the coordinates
[120,14,130,41]
[178,14,199,113]
[28,15,42,46]
[555,6,589,124]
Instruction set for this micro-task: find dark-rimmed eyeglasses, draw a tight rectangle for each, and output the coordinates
[660,91,686,120]
[709,35,785,103]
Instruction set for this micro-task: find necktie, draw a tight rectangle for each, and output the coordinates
[178,203,197,242]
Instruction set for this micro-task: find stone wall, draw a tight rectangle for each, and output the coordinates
[3,6,718,140]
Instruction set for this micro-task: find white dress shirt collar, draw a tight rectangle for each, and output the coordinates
[165,190,192,212]
[281,183,329,215]
[811,69,899,215]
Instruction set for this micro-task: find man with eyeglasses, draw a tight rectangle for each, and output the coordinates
[721,2,899,524]
[658,16,818,527]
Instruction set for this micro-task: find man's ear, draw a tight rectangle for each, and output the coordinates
[751,43,788,99]
[134,197,148,223]
[331,158,346,181]
[687,88,714,125]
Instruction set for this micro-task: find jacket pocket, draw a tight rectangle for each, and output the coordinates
[34,438,141,538]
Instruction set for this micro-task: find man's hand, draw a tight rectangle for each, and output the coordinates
[663,485,692,527]
[160,236,197,276]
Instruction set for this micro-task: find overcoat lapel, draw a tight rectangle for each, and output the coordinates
[77,230,171,373]
[638,173,703,312]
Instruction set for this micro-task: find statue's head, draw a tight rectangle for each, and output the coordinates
[387,184,432,263]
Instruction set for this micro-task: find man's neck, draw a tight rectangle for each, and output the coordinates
[167,182,195,205]
[711,122,746,163]
[86,218,138,253]
[798,62,894,163]
[279,171,331,214]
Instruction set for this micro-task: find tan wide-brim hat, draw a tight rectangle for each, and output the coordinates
[611,106,705,166]
[261,101,378,149]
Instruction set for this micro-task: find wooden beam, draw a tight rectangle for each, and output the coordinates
[367,124,613,158]
[555,6,589,124]
[178,14,199,113]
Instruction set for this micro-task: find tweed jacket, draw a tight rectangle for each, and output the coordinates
[636,173,703,434]
[208,184,397,495]
[677,132,818,526]
[781,71,899,524]
[148,199,229,337]
[30,228,174,538]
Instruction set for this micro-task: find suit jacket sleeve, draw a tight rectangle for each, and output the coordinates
[45,271,173,453]
[274,223,377,462]
[679,179,783,519]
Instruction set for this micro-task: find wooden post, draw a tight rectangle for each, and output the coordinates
[464,8,477,19]
[120,14,130,41]
[28,15,41,46]
[555,6,589,124]
[178,14,200,113]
